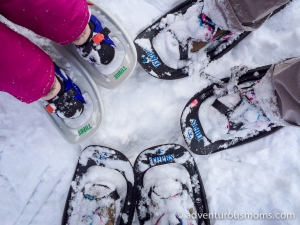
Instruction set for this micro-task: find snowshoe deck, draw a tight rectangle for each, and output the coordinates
[61,146,135,225]
[61,0,137,89]
[134,0,291,80]
[133,144,210,225]
[180,65,282,155]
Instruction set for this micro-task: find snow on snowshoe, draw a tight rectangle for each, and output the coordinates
[61,1,137,89]
[61,145,135,225]
[181,65,283,155]
[133,144,210,225]
[39,43,104,144]
[134,0,290,80]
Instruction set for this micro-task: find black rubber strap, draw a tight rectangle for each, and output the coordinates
[82,27,111,57]
[53,88,77,109]
[212,99,243,131]
[179,44,189,60]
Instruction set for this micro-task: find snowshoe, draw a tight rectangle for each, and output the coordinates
[134,0,290,80]
[133,144,210,225]
[61,1,137,89]
[61,145,135,225]
[39,42,104,144]
[180,65,282,155]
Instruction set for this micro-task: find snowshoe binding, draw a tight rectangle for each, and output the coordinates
[133,144,210,225]
[134,0,290,80]
[45,64,85,119]
[180,65,282,155]
[61,146,136,225]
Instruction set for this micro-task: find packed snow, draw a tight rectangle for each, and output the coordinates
[1,0,300,225]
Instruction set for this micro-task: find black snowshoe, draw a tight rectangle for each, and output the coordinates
[180,65,282,155]
[133,144,210,225]
[134,0,290,80]
[61,146,135,225]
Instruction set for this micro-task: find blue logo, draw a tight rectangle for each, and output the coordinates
[141,55,150,64]
[186,127,194,140]
[143,49,161,68]
[150,154,174,165]
[94,151,111,162]
[156,149,166,155]
[190,119,203,142]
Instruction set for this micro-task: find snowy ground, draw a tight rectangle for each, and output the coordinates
[1,0,300,224]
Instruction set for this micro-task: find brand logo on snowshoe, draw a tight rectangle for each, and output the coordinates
[78,124,92,136]
[186,127,194,140]
[141,55,150,64]
[150,154,174,165]
[143,49,161,68]
[114,66,127,80]
[94,151,112,161]
[190,119,203,142]
[156,149,166,155]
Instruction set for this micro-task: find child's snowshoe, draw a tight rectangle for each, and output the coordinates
[61,145,135,225]
[39,44,104,144]
[45,64,85,119]
[180,65,282,155]
[61,1,137,89]
[134,144,210,225]
[134,0,290,80]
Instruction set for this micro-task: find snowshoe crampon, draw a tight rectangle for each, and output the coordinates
[62,0,137,89]
[181,65,283,155]
[61,146,135,225]
[134,0,290,80]
[134,144,210,225]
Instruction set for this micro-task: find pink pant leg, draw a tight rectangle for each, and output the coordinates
[0,0,89,103]
[0,0,90,44]
[0,23,55,103]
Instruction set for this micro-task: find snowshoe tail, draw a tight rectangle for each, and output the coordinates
[61,146,136,225]
[180,65,282,155]
[133,144,210,225]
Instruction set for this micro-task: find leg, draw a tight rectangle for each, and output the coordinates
[0,0,89,45]
[0,22,55,103]
[203,0,290,33]
[254,58,300,126]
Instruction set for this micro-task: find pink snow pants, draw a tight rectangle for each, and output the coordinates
[0,0,89,103]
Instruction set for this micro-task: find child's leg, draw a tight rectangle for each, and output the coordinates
[0,23,55,103]
[0,0,89,45]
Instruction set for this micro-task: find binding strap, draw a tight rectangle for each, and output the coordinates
[45,88,77,114]
[212,99,243,131]
[82,27,111,57]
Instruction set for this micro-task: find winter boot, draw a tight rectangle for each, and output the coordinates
[45,64,85,119]
[76,15,116,66]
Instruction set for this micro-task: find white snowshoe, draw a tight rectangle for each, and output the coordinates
[40,1,137,144]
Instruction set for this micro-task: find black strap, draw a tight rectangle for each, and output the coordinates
[52,88,77,110]
[82,27,111,57]
[179,44,189,60]
[212,99,243,131]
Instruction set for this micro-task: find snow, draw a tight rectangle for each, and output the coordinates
[1,0,300,225]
